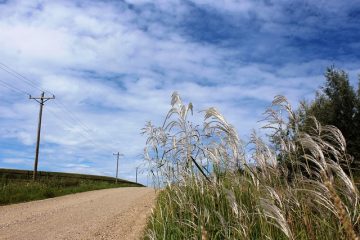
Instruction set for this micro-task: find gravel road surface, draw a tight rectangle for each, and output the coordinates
[0,187,155,240]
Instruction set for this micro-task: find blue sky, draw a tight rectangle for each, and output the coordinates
[0,0,359,185]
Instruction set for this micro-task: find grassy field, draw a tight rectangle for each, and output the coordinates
[0,168,143,205]
[142,93,360,240]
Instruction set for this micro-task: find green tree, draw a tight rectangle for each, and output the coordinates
[307,67,359,169]
[354,79,360,164]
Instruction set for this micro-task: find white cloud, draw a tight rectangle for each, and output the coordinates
[0,0,359,185]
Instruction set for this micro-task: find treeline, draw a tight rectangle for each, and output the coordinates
[296,67,360,171]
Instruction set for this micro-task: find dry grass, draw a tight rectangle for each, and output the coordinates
[142,92,360,239]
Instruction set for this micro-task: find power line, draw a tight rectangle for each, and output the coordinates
[0,63,48,94]
[0,63,96,138]
[52,101,117,146]
[45,106,116,153]
[47,104,117,152]
[0,82,105,153]
[0,64,127,177]
[53,101,93,134]
[0,63,94,136]
[0,62,120,153]
[0,78,30,95]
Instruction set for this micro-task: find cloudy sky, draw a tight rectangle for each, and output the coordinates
[0,0,359,185]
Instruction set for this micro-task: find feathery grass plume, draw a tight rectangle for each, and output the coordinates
[142,92,200,185]
[144,93,360,240]
[204,107,244,171]
[275,97,359,239]
[260,198,293,240]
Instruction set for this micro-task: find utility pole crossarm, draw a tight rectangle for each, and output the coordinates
[29,94,55,100]
[30,91,55,181]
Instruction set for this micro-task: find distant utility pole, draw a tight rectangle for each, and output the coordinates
[113,152,124,183]
[29,91,55,181]
[136,167,139,183]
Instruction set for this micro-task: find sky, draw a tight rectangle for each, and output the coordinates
[0,0,360,185]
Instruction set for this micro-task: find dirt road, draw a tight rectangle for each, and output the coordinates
[0,187,156,240]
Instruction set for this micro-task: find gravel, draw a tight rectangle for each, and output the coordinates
[0,187,155,240]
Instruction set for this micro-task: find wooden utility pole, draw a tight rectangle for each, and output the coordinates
[29,91,55,180]
[136,167,138,183]
[113,152,123,183]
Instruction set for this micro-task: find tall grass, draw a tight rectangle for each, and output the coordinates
[0,177,139,205]
[143,93,360,239]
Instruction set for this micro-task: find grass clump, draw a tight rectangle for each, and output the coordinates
[143,93,360,240]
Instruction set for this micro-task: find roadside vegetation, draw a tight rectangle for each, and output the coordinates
[143,68,360,239]
[299,67,360,172]
[0,169,142,205]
